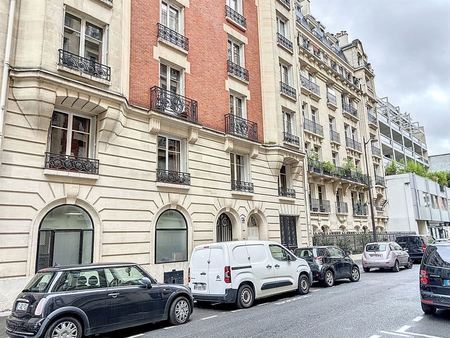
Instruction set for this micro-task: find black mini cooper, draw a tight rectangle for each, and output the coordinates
[6,263,193,338]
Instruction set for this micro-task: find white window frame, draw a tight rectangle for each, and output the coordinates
[279,164,292,190]
[48,110,96,158]
[230,153,250,182]
[157,134,187,172]
[332,152,339,166]
[160,0,183,33]
[276,15,288,38]
[159,61,184,95]
[229,92,247,118]
[279,62,291,85]
[227,38,244,66]
[310,107,318,123]
[228,0,243,14]
[283,110,295,135]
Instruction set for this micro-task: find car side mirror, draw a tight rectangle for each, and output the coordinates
[140,277,152,289]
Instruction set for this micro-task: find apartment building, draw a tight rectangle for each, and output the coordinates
[256,0,387,235]
[429,153,450,172]
[377,96,429,169]
[386,173,449,239]
[0,0,309,310]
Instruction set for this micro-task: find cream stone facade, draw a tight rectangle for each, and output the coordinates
[0,0,309,311]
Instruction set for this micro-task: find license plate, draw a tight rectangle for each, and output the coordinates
[443,279,450,287]
[194,284,206,291]
[16,302,28,311]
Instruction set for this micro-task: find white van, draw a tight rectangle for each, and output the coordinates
[188,241,312,308]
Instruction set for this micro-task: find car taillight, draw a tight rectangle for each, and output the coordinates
[314,256,323,265]
[224,266,231,283]
[420,269,429,285]
[34,298,48,316]
[188,267,191,283]
[421,244,426,253]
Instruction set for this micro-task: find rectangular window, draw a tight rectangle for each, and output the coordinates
[160,63,181,94]
[228,0,242,13]
[279,63,290,84]
[157,136,185,172]
[311,107,318,123]
[329,116,335,131]
[332,152,338,166]
[278,165,290,190]
[302,102,308,118]
[229,93,245,118]
[230,153,247,182]
[227,39,242,65]
[283,111,294,134]
[277,16,288,37]
[161,1,180,32]
[279,216,297,249]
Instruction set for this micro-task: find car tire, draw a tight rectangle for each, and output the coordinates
[323,270,335,287]
[406,259,413,269]
[298,274,310,295]
[421,303,436,315]
[363,267,370,273]
[350,266,360,282]
[392,260,400,272]
[169,296,191,325]
[45,316,82,338]
[236,284,254,309]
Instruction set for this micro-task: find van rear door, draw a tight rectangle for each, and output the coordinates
[190,246,211,294]
[208,245,228,295]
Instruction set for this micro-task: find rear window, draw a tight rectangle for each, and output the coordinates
[23,272,55,293]
[294,248,313,258]
[397,236,419,245]
[425,246,450,267]
[366,244,387,252]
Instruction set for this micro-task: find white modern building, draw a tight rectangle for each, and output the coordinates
[386,173,449,239]
[429,153,450,172]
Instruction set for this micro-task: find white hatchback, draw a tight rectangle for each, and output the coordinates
[188,241,312,308]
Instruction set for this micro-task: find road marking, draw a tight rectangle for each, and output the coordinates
[231,309,242,313]
[201,315,218,320]
[275,301,286,305]
[256,303,268,307]
[412,316,423,322]
[163,327,176,330]
[369,335,381,338]
[379,331,412,337]
[397,325,411,333]
[401,332,443,338]
[311,289,320,292]
[128,334,145,338]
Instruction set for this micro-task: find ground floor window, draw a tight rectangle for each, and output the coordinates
[36,205,93,271]
[279,215,297,249]
[217,213,233,242]
[155,210,188,263]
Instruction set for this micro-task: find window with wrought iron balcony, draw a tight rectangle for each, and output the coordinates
[310,198,331,213]
[225,94,258,141]
[225,2,246,29]
[304,118,324,137]
[327,89,337,109]
[230,153,254,193]
[346,137,362,152]
[276,17,293,53]
[45,111,99,176]
[300,74,320,98]
[279,64,297,100]
[227,39,249,82]
[277,0,291,10]
[353,203,368,216]
[157,2,188,51]
[156,136,190,186]
[341,98,359,120]
[59,12,111,82]
[278,165,296,198]
[283,111,299,146]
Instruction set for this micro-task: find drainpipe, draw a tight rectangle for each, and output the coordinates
[0,0,17,158]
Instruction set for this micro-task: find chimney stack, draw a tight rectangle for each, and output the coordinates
[335,31,349,46]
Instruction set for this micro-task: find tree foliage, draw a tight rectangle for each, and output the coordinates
[385,159,450,187]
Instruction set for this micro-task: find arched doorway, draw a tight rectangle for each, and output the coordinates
[217,213,233,242]
[247,215,259,240]
[155,210,188,264]
[36,205,93,271]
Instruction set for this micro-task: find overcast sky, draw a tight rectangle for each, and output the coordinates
[312,0,450,156]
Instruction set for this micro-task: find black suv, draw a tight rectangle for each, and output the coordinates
[6,263,193,338]
[396,235,433,262]
[420,243,450,314]
[293,246,360,287]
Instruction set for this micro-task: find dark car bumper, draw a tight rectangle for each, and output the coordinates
[6,316,45,338]
[193,288,238,304]
[421,291,450,309]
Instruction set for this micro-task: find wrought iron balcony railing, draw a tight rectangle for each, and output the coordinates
[375,175,385,187]
[336,202,349,214]
[231,180,254,193]
[308,160,369,186]
[227,60,249,82]
[279,187,296,198]
[310,198,331,213]
[346,137,362,152]
[300,76,320,96]
[277,0,291,9]
[327,92,337,106]
[156,169,191,185]
[330,130,340,143]
[368,112,378,126]
[283,132,300,145]
[280,81,297,100]
[58,49,111,81]
[353,203,368,216]
[371,145,381,157]
[45,152,99,174]
[342,103,358,119]
[304,118,324,136]
[225,114,258,141]
[277,33,293,52]
[225,5,246,28]
[157,23,189,51]
[150,86,198,122]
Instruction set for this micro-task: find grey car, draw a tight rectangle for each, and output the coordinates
[362,242,413,272]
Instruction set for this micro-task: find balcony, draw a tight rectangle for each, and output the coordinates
[353,203,368,216]
[227,60,249,82]
[283,132,300,146]
[157,23,189,51]
[330,130,340,144]
[310,198,331,213]
[304,118,324,137]
[342,103,358,120]
[346,137,362,152]
[368,112,378,127]
[279,187,296,198]
[375,175,385,187]
[225,114,258,141]
[276,33,293,53]
[150,86,198,123]
[336,202,349,214]
[277,0,291,9]
[300,76,320,99]
[327,93,337,109]
[157,169,191,185]
[58,49,111,81]
[45,152,99,175]
[308,160,369,186]
[225,5,246,29]
[231,180,254,193]
[280,81,297,100]
[371,145,382,158]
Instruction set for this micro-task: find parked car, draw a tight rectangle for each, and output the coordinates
[362,242,412,272]
[396,235,433,263]
[420,242,450,314]
[6,263,193,338]
[188,241,312,308]
[293,246,360,287]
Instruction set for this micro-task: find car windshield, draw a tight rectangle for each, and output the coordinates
[366,244,386,252]
[23,272,55,293]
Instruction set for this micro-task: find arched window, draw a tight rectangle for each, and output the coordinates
[217,213,233,242]
[247,215,259,240]
[37,205,93,271]
[155,210,188,263]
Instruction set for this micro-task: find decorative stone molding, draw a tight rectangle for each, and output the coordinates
[149,115,161,134]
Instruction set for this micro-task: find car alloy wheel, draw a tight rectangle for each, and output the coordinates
[237,284,254,308]
[169,297,191,325]
[49,320,80,338]
[350,266,360,282]
[324,270,334,287]
[298,274,310,295]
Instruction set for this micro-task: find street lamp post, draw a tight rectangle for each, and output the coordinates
[363,137,378,242]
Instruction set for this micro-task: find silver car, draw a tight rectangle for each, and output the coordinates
[362,242,413,272]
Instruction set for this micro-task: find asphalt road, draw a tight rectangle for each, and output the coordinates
[2,264,449,338]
